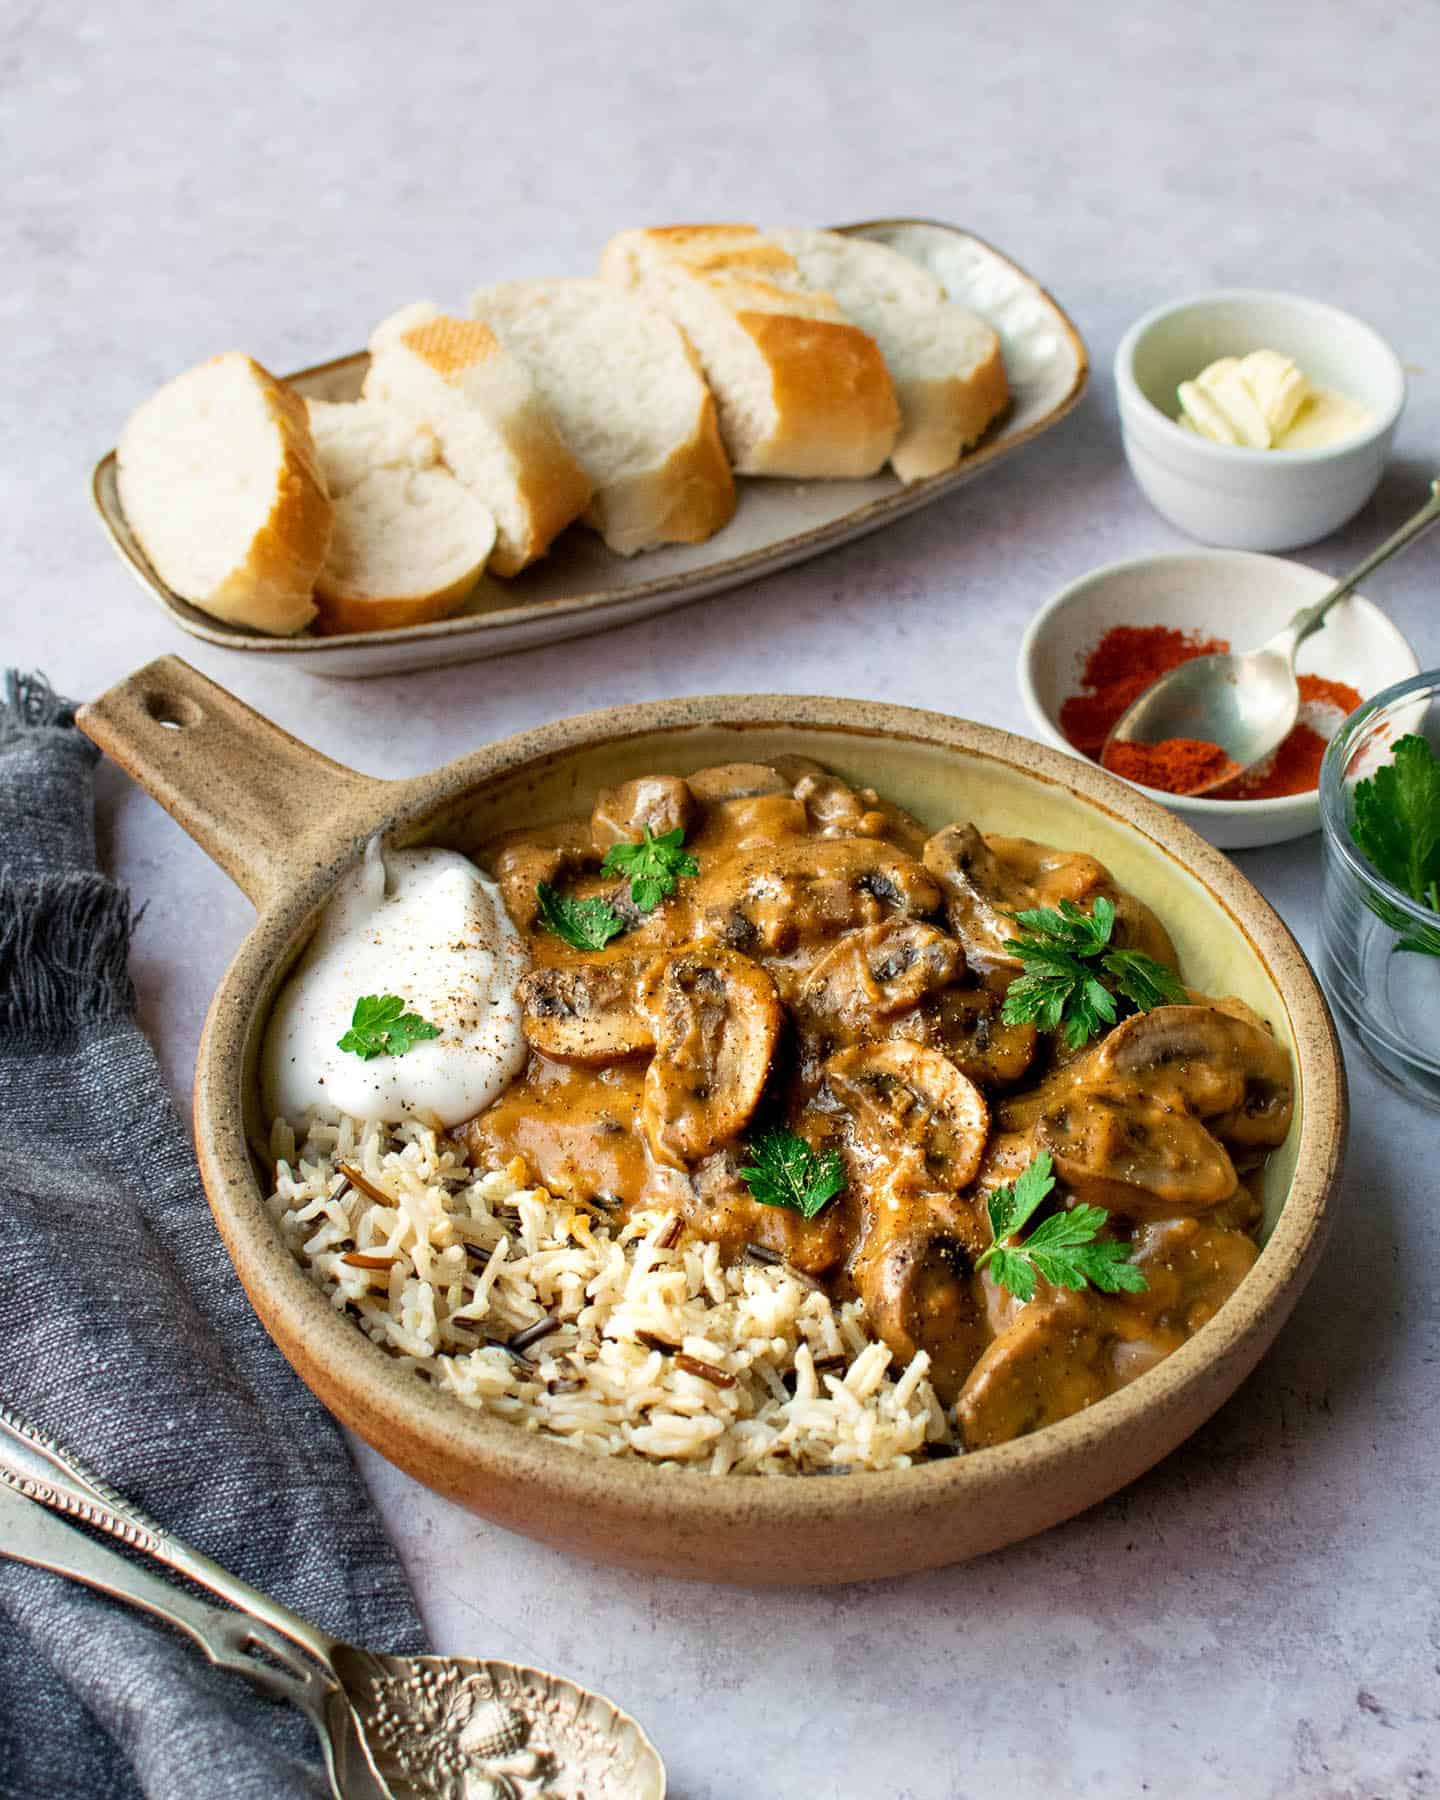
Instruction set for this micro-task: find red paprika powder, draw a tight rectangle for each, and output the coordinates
[1061,626,1363,800]
[1103,736,1240,793]
[1058,625,1227,760]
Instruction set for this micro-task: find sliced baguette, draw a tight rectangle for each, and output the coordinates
[363,306,592,576]
[598,225,900,479]
[469,278,735,556]
[117,351,330,635]
[304,398,496,634]
[770,228,1010,482]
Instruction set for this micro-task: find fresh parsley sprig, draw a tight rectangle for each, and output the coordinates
[536,829,696,951]
[1350,734,1440,958]
[536,882,627,952]
[336,994,441,1061]
[1000,894,1188,1049]
[600,827,698,914]
[740,1128,847,1220]
[975,1153,1148,1304]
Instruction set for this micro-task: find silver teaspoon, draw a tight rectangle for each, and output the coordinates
[1102,479,1440,795]
[0,1405,665,1800]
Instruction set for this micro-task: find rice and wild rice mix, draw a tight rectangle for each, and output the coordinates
[266,1115,955,1475]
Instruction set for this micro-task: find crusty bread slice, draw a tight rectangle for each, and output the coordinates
[469,278,735,556]
[598,226,900,479]
[117,351,330,635]
[363,306,592,576]
[304,398,496,634]
[770,228,1010,482]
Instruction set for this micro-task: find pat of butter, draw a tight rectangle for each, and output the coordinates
[1177,350,1369,450]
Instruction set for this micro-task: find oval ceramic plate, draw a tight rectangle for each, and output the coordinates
[78,660,1344,1585]
[91,220,1087,679]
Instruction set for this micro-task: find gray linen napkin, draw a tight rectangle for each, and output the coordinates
[0,673,425,1799]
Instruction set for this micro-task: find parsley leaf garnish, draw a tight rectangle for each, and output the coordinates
[1000,894,1189,1048]
[536,881,627,952]
[600,827,699,914]
[975,1153,1148,1304]
[336,994,442,1061]
[740,1128,847,1220]
[1350,734,1440,958]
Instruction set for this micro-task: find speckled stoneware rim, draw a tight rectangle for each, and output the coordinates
[77,659,1345,1585]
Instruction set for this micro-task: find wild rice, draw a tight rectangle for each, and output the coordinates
[265,1115,956,1476]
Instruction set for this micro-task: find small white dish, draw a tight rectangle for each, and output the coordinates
[1115,290,1405,551]
[1018,549,1420,850]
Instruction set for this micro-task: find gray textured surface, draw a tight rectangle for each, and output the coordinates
[7,2,1440,1794]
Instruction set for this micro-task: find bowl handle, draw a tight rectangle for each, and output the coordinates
[76,656,394,913]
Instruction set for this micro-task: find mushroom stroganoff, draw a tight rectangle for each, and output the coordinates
[265,756,1293,1471]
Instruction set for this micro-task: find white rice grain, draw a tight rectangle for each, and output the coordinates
[265,1115,957,1477]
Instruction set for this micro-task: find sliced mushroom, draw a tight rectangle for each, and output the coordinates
[793,773,928,851]
[518,963,654,1064]
[956,1291,1115,1449]
[923,825,1180,974]
[685,762,793,803]
[799,919,961,1038]
[1126,1215,1258,1334]
[637,944,782,1166]
[483,823,595,929]
[703,792,810,847]
[892,981,1038,1088]
[1088,1004,1294,1150]
[590,775,696,854]
[683,1143,852,1273]
[922,823,1029,966]
[824,1040,989,1196]
[984,834,1177,967]
[697,838,942,957]
[768,753,829,785]
[1034,1088,1238,1216]
[855,1230,992,1402]
[985,834,1114,905]
[1107,891,1179,970]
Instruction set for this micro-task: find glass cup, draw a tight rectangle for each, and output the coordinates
[1320,669,1440,1105]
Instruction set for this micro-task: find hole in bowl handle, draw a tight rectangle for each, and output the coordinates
[76,656,395,912]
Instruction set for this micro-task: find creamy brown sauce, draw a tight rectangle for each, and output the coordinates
[459,760,1293,1450]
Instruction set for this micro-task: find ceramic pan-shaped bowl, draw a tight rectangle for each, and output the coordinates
[79,658,1345,1585]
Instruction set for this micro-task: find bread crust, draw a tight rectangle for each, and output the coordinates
[367,316,593,577]
[492,410,595,576]
[601,226,901,478]
[306,402,493,635]
[586,387,736,554]
[311,571,478,636]
[737,313,901,479]
[890,330,1011,483]
[208,370,330,633]
[471,277,737,558]
[641,224,799,280]
[118,354,329,637]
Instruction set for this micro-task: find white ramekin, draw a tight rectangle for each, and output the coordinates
[1115,290,1405,551]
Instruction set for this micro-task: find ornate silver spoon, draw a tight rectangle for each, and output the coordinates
[0,1405,665,1799]
[1103,479,1440,795]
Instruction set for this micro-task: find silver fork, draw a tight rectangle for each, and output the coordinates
[0,1408,389,1799]
[0,1404,666,1799]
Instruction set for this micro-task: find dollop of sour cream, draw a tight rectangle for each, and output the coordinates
[262,841,530,1128]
